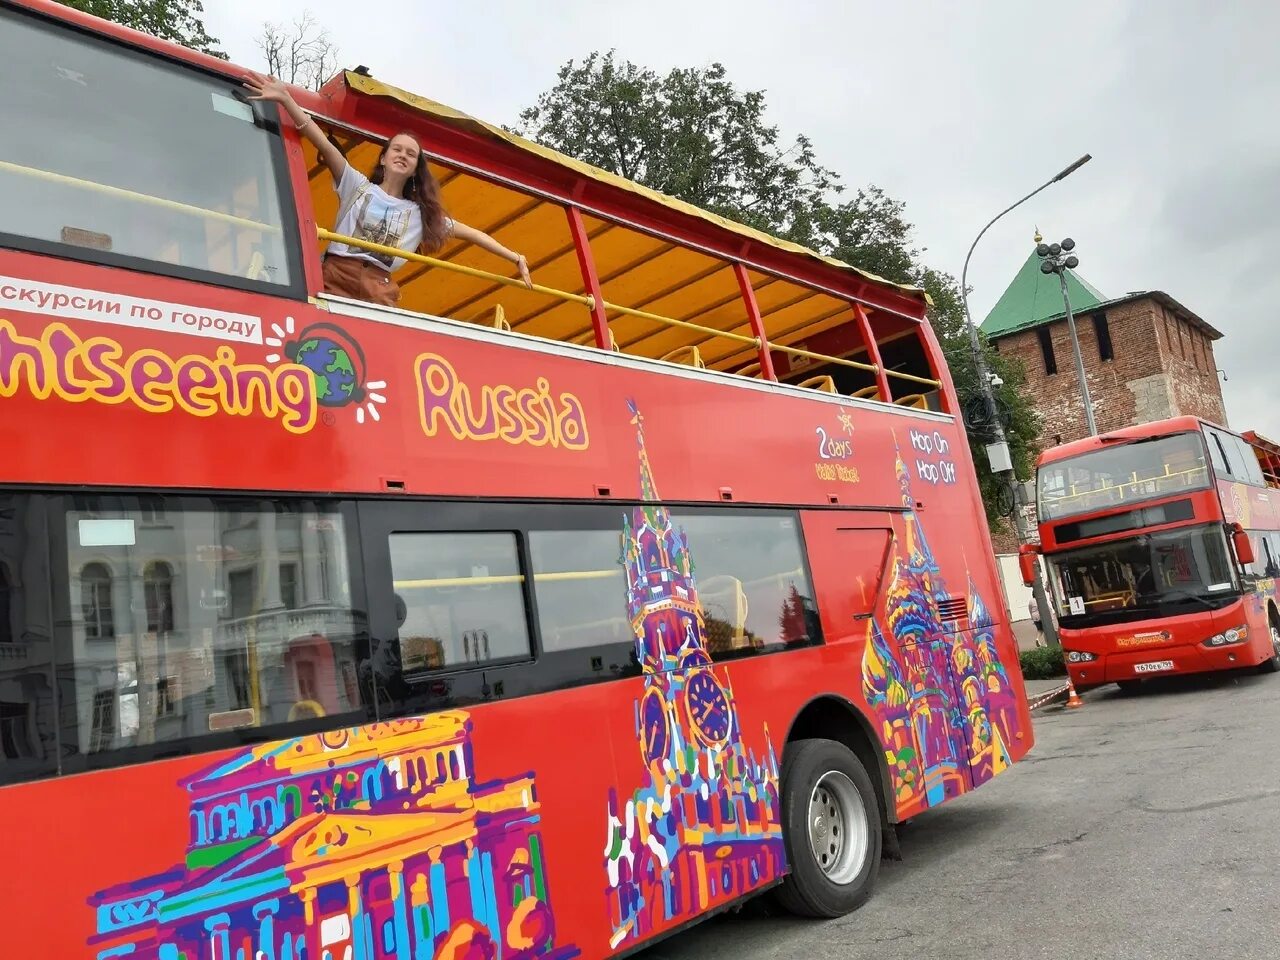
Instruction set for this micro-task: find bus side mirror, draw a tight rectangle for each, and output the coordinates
[1018,545,1040,586]
[1231,524,1255,566]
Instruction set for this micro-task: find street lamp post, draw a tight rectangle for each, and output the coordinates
[1038,238,1097,436]
[960,154,1091,650]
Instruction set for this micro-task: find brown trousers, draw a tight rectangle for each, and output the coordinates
[322,255,401,307]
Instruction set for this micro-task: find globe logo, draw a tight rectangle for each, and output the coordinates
[265,318,389,424]
[290,335,362,407]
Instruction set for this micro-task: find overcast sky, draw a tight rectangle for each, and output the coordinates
[205,0,1278,437]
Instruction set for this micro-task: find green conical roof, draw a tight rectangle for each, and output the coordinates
[980,249,1107,337]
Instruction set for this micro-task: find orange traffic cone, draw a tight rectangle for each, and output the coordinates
[1065,673,1084,709]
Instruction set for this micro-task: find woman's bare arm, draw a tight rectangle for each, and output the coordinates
[450,221,532,288]
[243,71,346,182]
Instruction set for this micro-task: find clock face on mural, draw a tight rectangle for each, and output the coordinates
[641,688,670,763]
[684,668,732,746]
[679,648,711,670]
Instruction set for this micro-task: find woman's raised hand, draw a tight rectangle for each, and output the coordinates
[243,71,292,106]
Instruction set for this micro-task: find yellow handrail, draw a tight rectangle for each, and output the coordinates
[884,369,943,388]
[606,304,759,348]
[318,227,596,308]
[395,568,621,590]
[0,159,282,234]
[316,228,942,390]
[772,342,877,374]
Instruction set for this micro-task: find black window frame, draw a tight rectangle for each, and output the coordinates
[4,490,827,786]
[0,5,307,302]
[1037,327,1058,375]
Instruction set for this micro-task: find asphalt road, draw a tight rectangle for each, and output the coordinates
[637,670,1280,960]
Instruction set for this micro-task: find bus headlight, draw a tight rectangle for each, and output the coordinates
[1065,650,1098,663]
[1203,626,1249,648]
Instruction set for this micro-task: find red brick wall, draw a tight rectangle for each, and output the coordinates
[992,296,1225,449]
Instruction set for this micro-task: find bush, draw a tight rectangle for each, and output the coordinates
[1019,645,1065,680]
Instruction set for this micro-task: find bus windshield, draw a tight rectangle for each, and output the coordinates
[1038,431,1211,521]
[1047,523,1237,625]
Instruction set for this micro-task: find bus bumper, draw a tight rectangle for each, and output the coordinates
[1069,639,1266,686]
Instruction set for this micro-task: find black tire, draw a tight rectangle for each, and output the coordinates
[775,738,882,918]
[1258,609,1280,674]
[1116,680,1142,695]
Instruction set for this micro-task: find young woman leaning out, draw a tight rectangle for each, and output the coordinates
[244,72,533,307]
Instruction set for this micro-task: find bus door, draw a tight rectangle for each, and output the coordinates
[805,508,976,808]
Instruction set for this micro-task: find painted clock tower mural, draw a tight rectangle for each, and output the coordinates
[603,402,785,950]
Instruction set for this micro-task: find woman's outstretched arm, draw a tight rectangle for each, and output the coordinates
[243,72,346,183]
[450,221,533,289]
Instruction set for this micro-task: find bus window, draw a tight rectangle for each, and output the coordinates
[1234,436,1266,486]
[0,496,58,786]
[529,529,629,653]
[54,497,365,769]
[668,509,821,660]
[0,7,300,293]
[389,532,531,673]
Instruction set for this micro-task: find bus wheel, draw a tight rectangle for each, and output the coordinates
[1258,611,1280,674]
[776,738,882,918]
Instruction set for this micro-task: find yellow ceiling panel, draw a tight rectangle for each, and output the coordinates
[589,233,675,281]
[598,247,718,306]
[625,269,740,324]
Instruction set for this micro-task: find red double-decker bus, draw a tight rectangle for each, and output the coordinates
[1028,416,1280,691]
[0,2,1031,957]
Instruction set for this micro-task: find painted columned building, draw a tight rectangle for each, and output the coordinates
[89,712,577,960]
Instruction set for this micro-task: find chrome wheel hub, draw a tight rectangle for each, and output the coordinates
[806,771,869,884]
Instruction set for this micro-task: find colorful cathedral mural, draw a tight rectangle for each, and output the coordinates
[603,402,785,950]
[861,443,1020,820]
[88,713,577,960]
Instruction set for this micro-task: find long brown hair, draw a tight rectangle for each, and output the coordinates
[370,132,450,253]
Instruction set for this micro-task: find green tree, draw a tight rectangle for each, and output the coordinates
[58,0,225,58]
[919,269,1041,525]
[516,52,840,246]
[518,52,1040,526]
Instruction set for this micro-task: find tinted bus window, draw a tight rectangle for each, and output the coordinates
[669,510,821,659]
[53,497,366,769]
[389,532,531,672]
[530,529,629,653]
[1234,436,1266,485]
[0,8,299,292]
[0,495,58,785]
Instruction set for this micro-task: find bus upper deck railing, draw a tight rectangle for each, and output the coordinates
[0,150,943,405]
[316,227,943,401]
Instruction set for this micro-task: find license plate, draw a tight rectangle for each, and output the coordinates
[1134,660,1174,674]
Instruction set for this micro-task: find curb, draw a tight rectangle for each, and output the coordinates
[1027,682,1070,711]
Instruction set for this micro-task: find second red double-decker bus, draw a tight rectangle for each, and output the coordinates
[0,2,1032,957]
[1028,415,1280,691]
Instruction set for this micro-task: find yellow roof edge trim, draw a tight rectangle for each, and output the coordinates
[343,72,927,305]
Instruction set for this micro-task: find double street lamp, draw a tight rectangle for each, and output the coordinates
[1037,237,1097,437]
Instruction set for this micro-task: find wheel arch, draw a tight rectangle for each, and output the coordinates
[783,693,896,825]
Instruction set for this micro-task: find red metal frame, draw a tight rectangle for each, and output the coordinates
[565,205,611,349]
[734,262,778,381]
[854,303,893,402]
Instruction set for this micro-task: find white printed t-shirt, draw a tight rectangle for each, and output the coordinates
[324,162,452,273]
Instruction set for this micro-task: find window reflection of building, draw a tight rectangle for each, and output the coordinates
[0,498,57,779]
[63,500,365,762]
[80,563,114,641]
